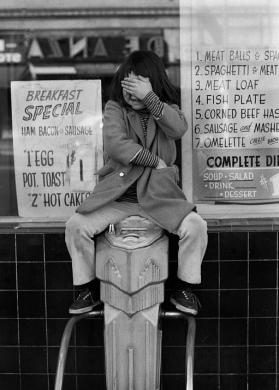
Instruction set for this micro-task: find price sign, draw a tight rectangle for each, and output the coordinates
[11,79,103,217]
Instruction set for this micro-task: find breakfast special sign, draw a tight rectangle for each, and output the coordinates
[11,79,103,217]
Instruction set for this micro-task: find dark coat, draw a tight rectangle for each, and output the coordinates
[76,100,195,233]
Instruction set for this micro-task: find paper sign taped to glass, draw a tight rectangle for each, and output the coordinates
[190,46,279,204]
[11,79,103,217]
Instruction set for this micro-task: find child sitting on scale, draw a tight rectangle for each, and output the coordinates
[65,50,208,316]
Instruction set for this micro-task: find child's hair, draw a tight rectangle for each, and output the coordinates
[110,50,180,107]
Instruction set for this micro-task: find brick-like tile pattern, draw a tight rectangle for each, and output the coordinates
[0,230,277,390]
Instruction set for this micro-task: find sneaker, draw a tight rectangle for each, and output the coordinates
[170,290,201,315]
[69,288,100,315]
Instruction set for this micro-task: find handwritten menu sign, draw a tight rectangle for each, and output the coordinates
[192,48,279,203]
[11,80,103,217]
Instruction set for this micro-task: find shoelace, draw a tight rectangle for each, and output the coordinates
[182,291,201,307]
[82,292,91,300]
[77,290,91,301]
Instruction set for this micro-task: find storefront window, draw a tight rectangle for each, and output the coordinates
[0,24,179,218]
[0,43,27,216]
[180,0,279,218]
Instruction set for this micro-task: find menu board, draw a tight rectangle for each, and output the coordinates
[192,48,279,203]
[11,80,103,217]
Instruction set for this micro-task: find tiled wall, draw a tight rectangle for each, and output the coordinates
[0,228,278,390]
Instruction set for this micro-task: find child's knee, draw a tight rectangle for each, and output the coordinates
[65,214,85,240]
[179,212,207,239]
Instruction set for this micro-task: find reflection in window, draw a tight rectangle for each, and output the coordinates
[0,28,179,216]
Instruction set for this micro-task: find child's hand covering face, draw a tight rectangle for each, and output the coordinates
[121,74,153,101]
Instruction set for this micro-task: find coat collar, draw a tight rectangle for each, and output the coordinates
[126,109,156,148]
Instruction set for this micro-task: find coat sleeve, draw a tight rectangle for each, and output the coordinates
[103,100,143,166]
[156,103,188,140]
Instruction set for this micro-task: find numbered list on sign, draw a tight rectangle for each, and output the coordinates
[192,48,279,202]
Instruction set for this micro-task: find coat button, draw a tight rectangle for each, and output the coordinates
[119,172,124,177]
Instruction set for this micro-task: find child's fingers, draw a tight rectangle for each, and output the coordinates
[122,79,137,87]
[124,75,137,80]
[121,81,134,89]
[123,76,136,82]
[121,83,134,91]
[137,75,149,82]
[122,85,134,94]
[121,81,138,93]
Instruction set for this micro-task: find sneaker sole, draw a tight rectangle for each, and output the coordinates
[69,301,100,315]
[170,298,198,316]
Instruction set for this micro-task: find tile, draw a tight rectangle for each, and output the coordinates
[248,374,276,390]
[45,233,71,262]
[46,291,73,318]
[220,318,247,346]
[167,261,218,290]
[249,290,277,317]
[45,262,72,290]
[0,374,20,390]
[47,319,74,346]
[162,346,185,373]
[0,234,15,261]
[17,263,45,290]
[20,347,47,373]
[0,319,18,345]
[195,319,218,346]
[249,346,276,373]
[194,346,219,373]
[2,226,279,387]
[161,374,185,389]
[249,261,277,289]
[220,261,247,289]
[193,375,219,390]
[0,291,17,318]
[204,232,219,261]
[220,346,247,373]
[16,234,44,262]
[0,263,16,290]
[49,374,76,390]
[76,347,105,374]
[19,319,46,346]
[77,374,106,390]
[220,374,247,390]
[249,318,276,346]
[249,232,277,260]
[200,261,219,289]
[162,318,185,346]
[220,232,248,261]
[0,347,19,372]
[197,290,219,318]
[21,374,48,390]
[18,291,45,318]
[76,318,104,346]
[220,290,248,318]
[48,346,75,374]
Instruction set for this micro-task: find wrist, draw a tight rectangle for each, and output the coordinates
[142,90,155,102]
[142,91,164,119]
